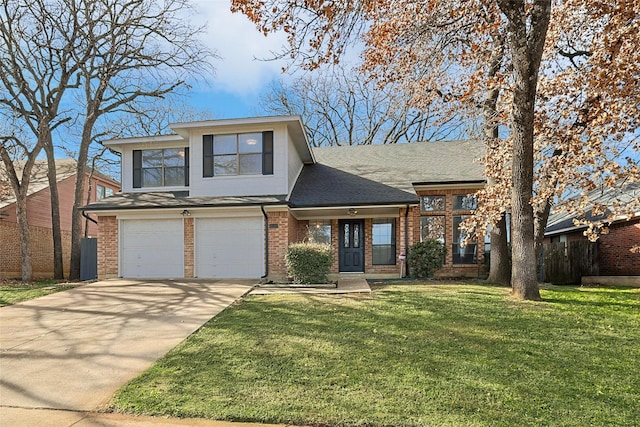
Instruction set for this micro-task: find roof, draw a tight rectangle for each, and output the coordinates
[545,182,640,235]
[289,140,485,207]
[1,159,75,208]
[82,191,288,211]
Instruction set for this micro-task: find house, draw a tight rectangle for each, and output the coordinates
[0,159,120,279]
[544,182,640,277]
[82,116,486,281]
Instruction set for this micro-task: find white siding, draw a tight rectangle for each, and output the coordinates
[287,131,304,195]
[188,123,296,197]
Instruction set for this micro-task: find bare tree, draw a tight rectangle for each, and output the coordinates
[66,0,215,280]
[0,0,84,281]
[261,66,467,147]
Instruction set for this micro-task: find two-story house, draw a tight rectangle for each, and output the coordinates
[82,115,486,281]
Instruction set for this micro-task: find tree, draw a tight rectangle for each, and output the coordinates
[261,66,467,146]
[0,0,84,281]
[232,0,639,300]
[66,0,213,280]
[2,0,214,281]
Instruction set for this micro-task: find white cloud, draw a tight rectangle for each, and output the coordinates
[190,0,289,97]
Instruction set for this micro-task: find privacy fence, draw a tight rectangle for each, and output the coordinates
[541,241,599,284]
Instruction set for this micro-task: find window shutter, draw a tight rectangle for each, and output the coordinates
[133,150,142,188]
[184,147,190,186]
[203,135,213,177]
[262,131,273,175]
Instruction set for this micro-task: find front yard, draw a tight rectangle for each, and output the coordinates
[0,279,80,306]
[110,282,639,426]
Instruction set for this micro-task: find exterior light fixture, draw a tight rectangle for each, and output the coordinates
[348,208,358,217]
[181,209,191,216]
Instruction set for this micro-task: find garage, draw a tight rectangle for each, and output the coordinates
[195,217,264,278]
[120,219,184,278]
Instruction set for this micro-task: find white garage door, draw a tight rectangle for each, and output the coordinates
[195,217,264,278]
[120,219,184,278]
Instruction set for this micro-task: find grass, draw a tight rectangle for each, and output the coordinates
[110,283,640,426]
[0,279,79,306]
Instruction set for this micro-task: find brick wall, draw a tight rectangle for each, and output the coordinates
[598,219,640,276]
[0,221,73,279]
[184,217,194,278]
[267,211,290,281]
[97,216,118,279]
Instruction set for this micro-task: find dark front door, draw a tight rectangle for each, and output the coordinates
[339,219,365,272]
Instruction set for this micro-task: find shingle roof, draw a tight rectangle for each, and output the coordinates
[82,191,288,211]
[545,182,640,235]
[289,140,485,207]
[1,159,78,208]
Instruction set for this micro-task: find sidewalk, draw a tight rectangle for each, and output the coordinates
[250,278,371,295]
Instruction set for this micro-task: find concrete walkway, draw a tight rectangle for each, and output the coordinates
[250,278,371,295]
[0,279,255,425]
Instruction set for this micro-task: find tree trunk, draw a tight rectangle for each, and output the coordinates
[534,200,552,260]
[69,111,97,281]
[499,0,552,300]
[488,214,511,285]
[15,194,33,282]
[483,35,510,286]
[43,140,64,279]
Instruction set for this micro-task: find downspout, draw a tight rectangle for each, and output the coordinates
[82,210,98,226]
[404,204,410,277]
[261,205,269,279]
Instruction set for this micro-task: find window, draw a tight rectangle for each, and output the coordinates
[421,195,445,211]
[133,148,189,188]
[372,218,396,265]
[308,220,331,244]
[453,215,477,264]
[453,194,478,210]
[96,184,113,200]
[203,131,273,177]
[421,216,445,243]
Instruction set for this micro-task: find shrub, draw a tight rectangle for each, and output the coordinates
[285,243,333,284]
[407,240,446,278]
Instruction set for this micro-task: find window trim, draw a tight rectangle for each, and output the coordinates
[203,131,274,177]
[372,218,396,265]
[133,147,189,188]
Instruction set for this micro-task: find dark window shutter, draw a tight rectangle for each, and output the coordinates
[262,131,273,175]
[203,135,213,177]
[184,147,189,186]
[133,150,142,188]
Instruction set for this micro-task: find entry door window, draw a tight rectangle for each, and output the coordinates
[339,219,364,272]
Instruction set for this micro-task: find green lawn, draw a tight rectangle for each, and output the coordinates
[111,283,640,426]
[0,280,79,306]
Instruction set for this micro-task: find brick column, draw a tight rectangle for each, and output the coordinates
[184,217,194,278]
[267,211,289,281]
[98,216,118,279]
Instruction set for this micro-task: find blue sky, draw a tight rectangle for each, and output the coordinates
[185,1,291,119]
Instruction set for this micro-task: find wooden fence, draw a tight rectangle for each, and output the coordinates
[542,241,599,284]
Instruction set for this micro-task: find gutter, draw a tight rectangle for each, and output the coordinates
[261,205,269,279]
[404,204,409,278]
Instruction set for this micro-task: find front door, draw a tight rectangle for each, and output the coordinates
[339,219,365,272]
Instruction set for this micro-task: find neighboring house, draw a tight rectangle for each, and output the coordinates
[544,183,640,276]
[82,116,486,281]
[0,159,120,279]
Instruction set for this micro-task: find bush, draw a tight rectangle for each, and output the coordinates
[285,243,333,284]
[407,240,446,278]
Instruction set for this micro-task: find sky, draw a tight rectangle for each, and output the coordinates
[184,0,291,119]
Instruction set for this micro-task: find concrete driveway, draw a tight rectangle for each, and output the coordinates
[0,279,255,417]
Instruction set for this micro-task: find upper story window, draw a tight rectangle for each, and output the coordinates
[96,184,114,200]
[133,148,189,188]
[203,131,273,177]
[453,194,478,210]
[421,195,445,211]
